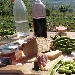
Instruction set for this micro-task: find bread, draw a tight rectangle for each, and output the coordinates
[22,38,38,60]
[45,50,62,60]
[36,37,51,53]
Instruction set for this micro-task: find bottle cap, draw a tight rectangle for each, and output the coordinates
[35,0,41,2]
[11,0,15,3]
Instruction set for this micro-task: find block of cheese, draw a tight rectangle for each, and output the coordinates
[45,50,62,60]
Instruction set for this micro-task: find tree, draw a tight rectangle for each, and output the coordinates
[46,5,52,16]
[59,6,68,16]
[0,0,13,16]
[23,0,32,22]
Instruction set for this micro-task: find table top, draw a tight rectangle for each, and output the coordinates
[0,32,75,75]
[0,32,75,45]
[0,55,63,75]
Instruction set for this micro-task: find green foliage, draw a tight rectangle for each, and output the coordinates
[59,6,68,13]
[0,16,15,40]
[59,6,68,16]
[0,0,75,41]
[23,0,32,22]
[46,5,52,16]
[0,0,13,16]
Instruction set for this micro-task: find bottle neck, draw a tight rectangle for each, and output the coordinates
[11,0,15,3]
[14,0,22,3]
[35,0,41,2]
[34,0,44,4]
[14,0,25,6]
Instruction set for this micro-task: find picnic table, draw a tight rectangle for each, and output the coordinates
[0,32,75,75]
[0,32,75,45]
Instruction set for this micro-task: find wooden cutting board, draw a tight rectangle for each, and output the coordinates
[0,55,63,75]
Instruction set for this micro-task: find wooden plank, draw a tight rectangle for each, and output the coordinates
[0,55,63,75]
[0,32,75,45]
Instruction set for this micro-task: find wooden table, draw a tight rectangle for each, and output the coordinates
[0,32,75,45]
[0,55,63,75]
[0,32,75,75]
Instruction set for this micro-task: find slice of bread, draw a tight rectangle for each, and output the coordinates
[45,50,62,60]
[36,37,51,53]
[22,38,38,60]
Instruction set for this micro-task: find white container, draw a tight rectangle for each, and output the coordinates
[0,44,18,54]
[13,0,29,39]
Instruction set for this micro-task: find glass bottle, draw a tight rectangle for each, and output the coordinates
[32,0,47,38]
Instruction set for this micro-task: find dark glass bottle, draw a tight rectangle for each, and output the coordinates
[32,0,47,38]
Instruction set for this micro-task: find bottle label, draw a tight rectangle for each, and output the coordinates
[15,20,28,23]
